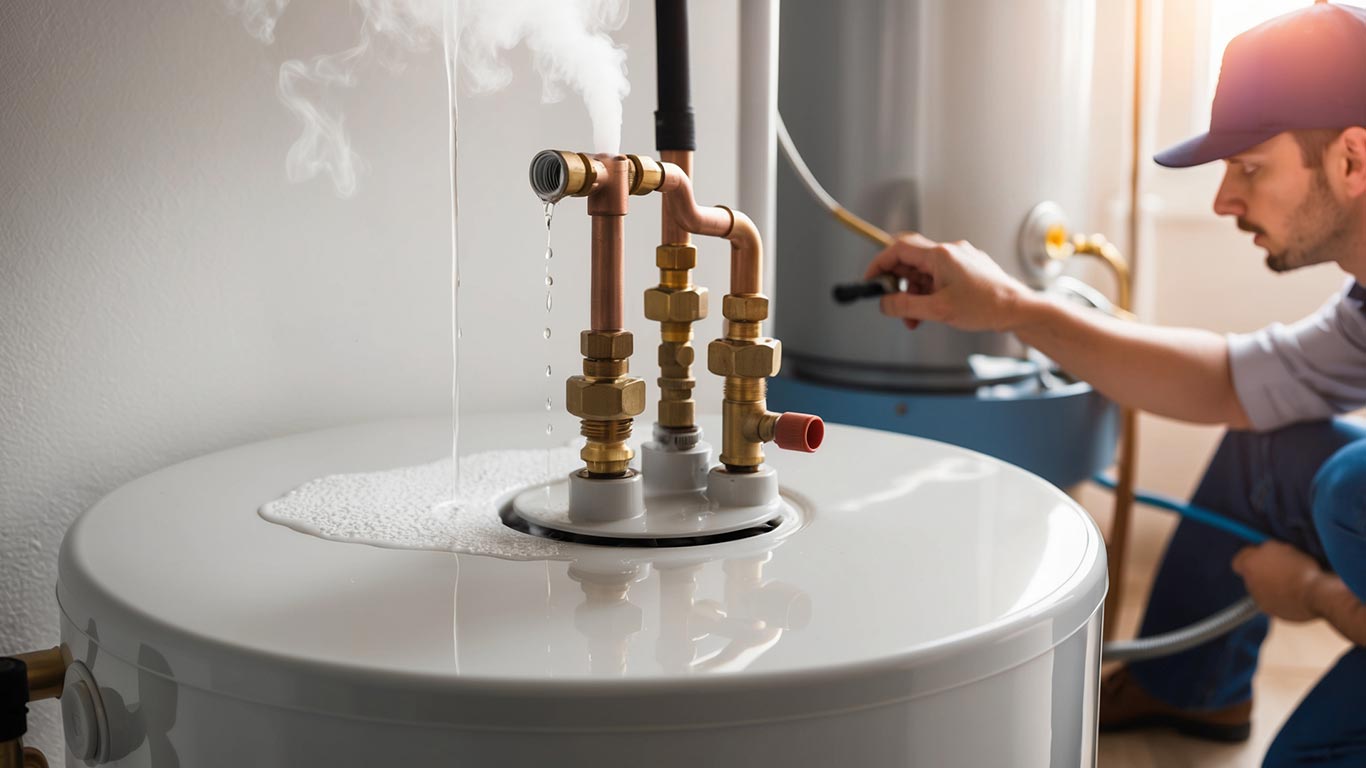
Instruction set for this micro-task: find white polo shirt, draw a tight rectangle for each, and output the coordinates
[1227,279,1366,431]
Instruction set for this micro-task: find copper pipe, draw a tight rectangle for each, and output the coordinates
[659,163,763,296]
[660,150,694,244]
[724,210,762,295]
[1104,0,1146,644]
[586,155,630,332]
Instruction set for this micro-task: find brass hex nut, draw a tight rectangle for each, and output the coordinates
[655,245,698,270]
[644,286,709,323]
[566,376,647,420]
[708,338,782,378]
[722,294,769,322]
[581,330,634,360]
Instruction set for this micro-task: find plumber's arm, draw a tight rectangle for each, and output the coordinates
[865,234,1252,429]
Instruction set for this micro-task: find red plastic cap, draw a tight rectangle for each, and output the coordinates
[774,413,824,453]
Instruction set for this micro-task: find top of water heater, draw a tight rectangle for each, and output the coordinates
[56,413,1104,730]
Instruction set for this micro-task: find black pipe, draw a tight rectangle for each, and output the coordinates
[655,0,696,151]
[0,658,28,744]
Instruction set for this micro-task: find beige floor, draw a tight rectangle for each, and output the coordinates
[1074,486,1352,768]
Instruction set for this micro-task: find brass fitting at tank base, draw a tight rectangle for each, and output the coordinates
[646,244,708,433]
[567,330,646,477]
[1,649,66,768]
[0,741,48,768]
[708,295,824,472]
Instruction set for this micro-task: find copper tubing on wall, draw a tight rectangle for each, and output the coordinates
[1103,0,1146,644]
[586,155,630,332]
[658,162,763,295]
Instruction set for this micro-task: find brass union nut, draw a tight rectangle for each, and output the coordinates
[708,338,782,378]
[644,286,708,323]
[566,376,646,420]
[581,330,634,360]
[656,245,698,270]
[722,294,769,322]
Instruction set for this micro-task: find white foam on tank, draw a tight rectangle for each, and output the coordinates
[260,447,581,559]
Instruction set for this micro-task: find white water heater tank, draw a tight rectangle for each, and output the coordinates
[55,414,1105,766]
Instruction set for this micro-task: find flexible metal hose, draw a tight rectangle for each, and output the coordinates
[1102,597,1261,662]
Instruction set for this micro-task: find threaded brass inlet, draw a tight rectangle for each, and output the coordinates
[582,359,628,379]
[580,419,634,476]
[724,320,762,341]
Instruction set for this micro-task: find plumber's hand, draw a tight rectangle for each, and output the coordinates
[864,233,1032,332]
[1231,541,1325,623]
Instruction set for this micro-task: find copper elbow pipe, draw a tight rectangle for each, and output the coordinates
[660,150,694,245]
[659,163,763,295]
[586,155,630,332]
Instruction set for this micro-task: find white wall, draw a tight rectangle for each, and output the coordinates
[0,1,738,760]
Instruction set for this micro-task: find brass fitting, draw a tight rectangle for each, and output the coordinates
[708,294,823,470]
[0,741,48,768]
[648,244,708,431]
[529,150,664,204]
[566,377,646,422]
[571,330,645,477]
[529,150,603,202]
[1,651,64,768]
[708,338,781,379]
[581,329,634,359]
[721,294,769,323]
[626,155,664,196]
[644,285,707,324]
[13,649,65,703]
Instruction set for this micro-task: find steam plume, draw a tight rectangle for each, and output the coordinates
[230,0,630,196]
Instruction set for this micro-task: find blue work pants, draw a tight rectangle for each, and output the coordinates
[1128,419,1366,766]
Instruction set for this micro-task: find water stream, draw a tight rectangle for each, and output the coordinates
[444,0,462,502]
[544,202,556,439]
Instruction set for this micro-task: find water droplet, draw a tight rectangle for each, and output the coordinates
[544,274,553,287]
[545,292,553,311]
[545,397,553,411]
[544,202,554,228]
[545,423,554,435]
[544,246,553,261]
[543,327,552,339]
[456,328,463,340]
[545,365,552,377]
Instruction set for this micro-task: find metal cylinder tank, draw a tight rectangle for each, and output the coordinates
[776,0,1096,390]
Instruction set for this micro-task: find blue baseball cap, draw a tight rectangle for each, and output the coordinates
[1155,2,1366,168]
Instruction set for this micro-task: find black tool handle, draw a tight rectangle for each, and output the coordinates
[832,275,900,304]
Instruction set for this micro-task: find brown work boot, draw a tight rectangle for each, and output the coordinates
[1099,667,1252,743]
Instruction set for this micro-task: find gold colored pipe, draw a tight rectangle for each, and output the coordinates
[833,206,894,247]
[13,649,65,703]
[1048,225,1138,643]
[1059,232,1132,316]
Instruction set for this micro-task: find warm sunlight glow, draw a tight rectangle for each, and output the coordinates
[1207,1,1358,102]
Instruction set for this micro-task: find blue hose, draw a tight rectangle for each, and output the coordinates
[1092,473,1268,661]
[1090,473,1269,544]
